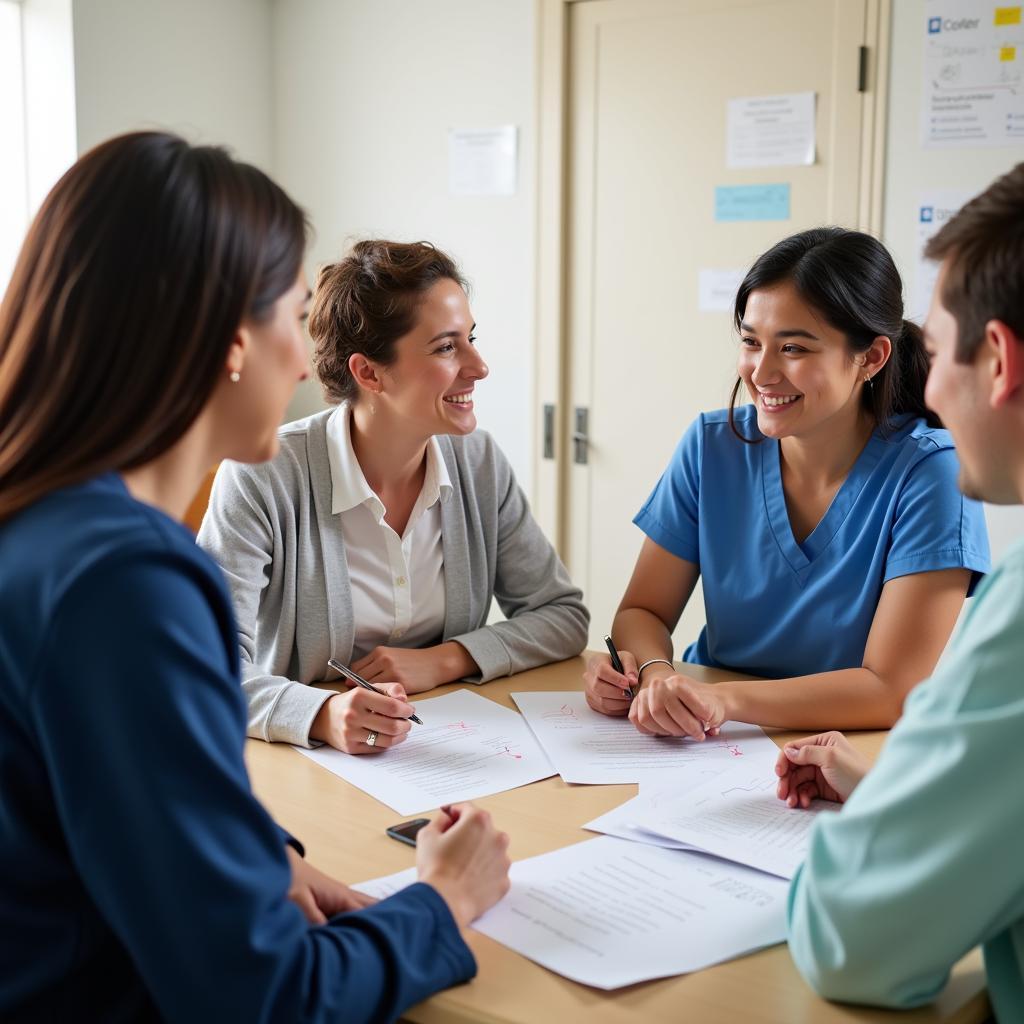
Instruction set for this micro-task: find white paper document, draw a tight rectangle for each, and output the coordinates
[356,836,788,989]
[448,125,518,196]
[294,689,553,815]
[626,764,837,879]
[726,91,815,168]
[584,792,694,850]
[912,188,975,320]
[698,267,746,312]
[511,691,780,784]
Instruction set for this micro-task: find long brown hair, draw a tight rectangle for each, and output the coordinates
[0,131,307,520]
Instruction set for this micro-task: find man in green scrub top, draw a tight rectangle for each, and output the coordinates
[782,162,1024,1021]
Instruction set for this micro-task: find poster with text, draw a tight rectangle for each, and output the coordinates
[913,189,975,319]
[922,2,1024,147]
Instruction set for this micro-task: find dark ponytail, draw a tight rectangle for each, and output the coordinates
[728,227,940,443]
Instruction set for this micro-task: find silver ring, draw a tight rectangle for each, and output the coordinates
[365,730,379,747]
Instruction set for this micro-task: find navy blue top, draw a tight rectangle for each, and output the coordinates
[634,407,991,678]
[0,474,474,1022]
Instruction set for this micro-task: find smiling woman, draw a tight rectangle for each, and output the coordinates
[198,239,589,756]
[583,227,990,740]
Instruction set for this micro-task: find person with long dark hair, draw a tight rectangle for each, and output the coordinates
[583,228,989,735]
[0,132,510,1021]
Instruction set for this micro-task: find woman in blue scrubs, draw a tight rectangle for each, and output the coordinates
[584,228,989,736]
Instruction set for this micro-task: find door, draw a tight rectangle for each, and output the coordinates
[561,0,881,654]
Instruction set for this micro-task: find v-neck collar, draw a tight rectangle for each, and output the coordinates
[762,428,886,576]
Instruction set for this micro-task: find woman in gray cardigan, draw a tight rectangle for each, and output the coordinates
[198,240,588,754]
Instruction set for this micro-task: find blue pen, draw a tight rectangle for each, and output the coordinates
[327,658,423,725]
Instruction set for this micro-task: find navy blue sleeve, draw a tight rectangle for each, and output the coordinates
[29,550,474,1023]
[884,447,990,595]
[632,415,703,564]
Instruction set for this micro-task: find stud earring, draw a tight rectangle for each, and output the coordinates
[229,371,241,383]
[864,375,874,389]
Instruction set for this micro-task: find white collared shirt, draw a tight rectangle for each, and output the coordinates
[325,405,450,661]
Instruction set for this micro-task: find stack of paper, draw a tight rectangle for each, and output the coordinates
[354,835,789,990]
[585,762,837,879]
[294,689,554,815]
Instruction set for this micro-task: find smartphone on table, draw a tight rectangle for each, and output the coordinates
[385,818,431,847]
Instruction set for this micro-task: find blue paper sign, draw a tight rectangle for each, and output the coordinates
[715,184,791,222]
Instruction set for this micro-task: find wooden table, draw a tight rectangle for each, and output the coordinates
[246,656,990,1024]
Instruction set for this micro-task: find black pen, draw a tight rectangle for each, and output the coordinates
[327,658,423,725]
[603,634,632,699]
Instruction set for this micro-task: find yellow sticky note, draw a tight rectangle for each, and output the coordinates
[1002,45,1017,60]
[995,6,1022,25]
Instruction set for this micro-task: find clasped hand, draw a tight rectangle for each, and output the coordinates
[583,653,727,740]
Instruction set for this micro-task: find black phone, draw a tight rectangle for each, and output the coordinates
[385,818,431,847]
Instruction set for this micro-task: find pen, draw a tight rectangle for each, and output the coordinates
[603,634,633,699]
[327,658,424,725]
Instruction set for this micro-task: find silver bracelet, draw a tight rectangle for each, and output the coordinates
[636,658,675,682]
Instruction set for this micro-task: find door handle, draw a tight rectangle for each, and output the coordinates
[572,407,589,465]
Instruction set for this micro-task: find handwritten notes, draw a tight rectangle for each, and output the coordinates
[294,689,553,814]
[511,691,780,784]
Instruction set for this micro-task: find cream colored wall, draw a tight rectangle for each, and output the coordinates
[71,0,273,168]
[271,0,536,489]
[881,0,1024,561]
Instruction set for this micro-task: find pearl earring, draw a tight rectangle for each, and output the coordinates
[229,371,241,383]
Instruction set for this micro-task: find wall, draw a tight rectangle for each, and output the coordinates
[72,0,274,169]
[882,0,1024,561]
[271,0,536,490]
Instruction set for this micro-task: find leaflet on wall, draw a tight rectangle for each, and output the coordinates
[922,2,1024,147]
[449,125,518,196]
[698,268,747,312]
[726,92,815,168]
[912,189,976,319]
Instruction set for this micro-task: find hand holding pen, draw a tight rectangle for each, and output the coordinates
[581,636,638,717]
[328,659,423,724]
[306,660,422,755]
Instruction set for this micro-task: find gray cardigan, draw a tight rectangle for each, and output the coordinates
[197,410,589,745]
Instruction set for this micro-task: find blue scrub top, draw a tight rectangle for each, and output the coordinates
[634,406,990,678]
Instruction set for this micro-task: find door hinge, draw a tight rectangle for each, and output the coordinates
[858,45,869,92]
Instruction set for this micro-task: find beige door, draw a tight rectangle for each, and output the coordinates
[556,0,885,652]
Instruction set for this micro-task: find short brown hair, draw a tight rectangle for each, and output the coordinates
[924,162,1024,362]
[309,240,467,404]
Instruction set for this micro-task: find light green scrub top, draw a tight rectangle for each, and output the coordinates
[788,538,1024,1020]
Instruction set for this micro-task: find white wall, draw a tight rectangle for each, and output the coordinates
[271,0,536,490]
[72,0,274,169]
[882,0,1024,562]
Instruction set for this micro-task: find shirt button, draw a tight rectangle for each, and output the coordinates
[392,629,404,640]
[396,576,407,586]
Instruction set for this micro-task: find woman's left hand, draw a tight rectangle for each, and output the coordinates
[629,673,730,740]
[351,642,475,695]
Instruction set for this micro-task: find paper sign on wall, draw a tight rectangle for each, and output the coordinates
[698,268,746,312]
[449,126,518,196]
[922,1,1024,147]
[912,189,976,319]
[726,92,816,168]
[714,184,790,222]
